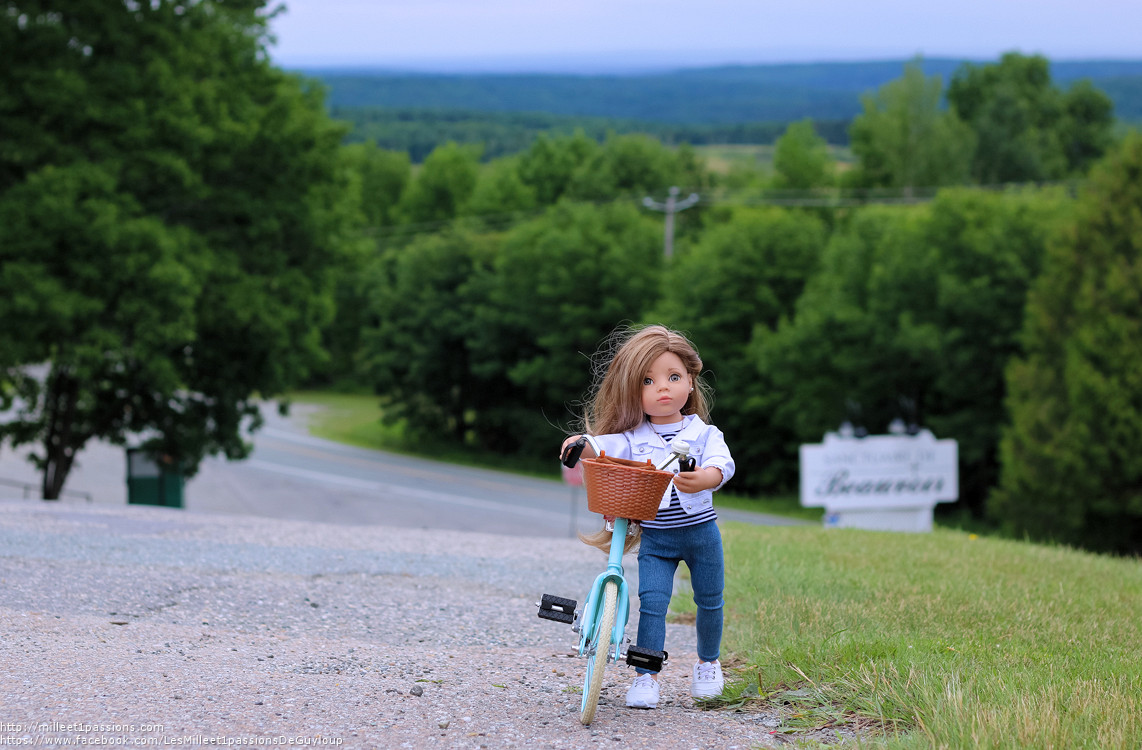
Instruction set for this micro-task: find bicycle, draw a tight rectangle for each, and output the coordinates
[537,437,695,725]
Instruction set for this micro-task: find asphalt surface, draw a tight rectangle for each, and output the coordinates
[0,403,807,536]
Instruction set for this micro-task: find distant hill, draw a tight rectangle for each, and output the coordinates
[302,59,1142,125]
[328,106,851,161]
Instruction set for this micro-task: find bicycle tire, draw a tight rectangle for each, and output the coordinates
[580,580,618,725]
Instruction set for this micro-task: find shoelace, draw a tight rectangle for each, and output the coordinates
[695,663,720,681]
[633,674,657,688]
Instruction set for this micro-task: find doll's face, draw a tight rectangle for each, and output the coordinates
[641,351,692,425]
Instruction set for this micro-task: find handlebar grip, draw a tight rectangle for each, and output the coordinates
[679,456,696,472]
[561,436,587,468]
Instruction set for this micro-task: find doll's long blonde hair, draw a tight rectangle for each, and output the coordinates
[576,324,712,552]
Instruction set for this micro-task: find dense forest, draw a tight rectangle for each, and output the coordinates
[307,59,1142,123]
[309,59,1142,160]
[330,107,851,162]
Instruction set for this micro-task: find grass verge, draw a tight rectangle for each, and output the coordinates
[714,524,1142,748]
[286,390,555,477]
[717,491,823,523]
[286,390,403,449]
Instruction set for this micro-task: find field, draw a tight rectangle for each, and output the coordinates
[695,143,854,176]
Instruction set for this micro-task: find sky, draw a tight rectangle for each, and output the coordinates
[266,0,1142,73]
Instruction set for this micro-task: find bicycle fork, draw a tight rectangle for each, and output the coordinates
[537,517,668,672]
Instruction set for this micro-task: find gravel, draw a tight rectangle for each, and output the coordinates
[0,499,845,748]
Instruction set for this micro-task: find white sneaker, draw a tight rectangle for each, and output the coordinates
[691,660,724,698]
[625,673,660,708]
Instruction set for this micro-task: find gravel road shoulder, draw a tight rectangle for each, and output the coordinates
[0,500,839,749]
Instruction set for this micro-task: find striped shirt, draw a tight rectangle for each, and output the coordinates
[640,421,718,530]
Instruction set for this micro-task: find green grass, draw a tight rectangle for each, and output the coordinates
[286,390,555,477]
[715,524,1142,748]
[287,390,403,449]
[717,491,824,523]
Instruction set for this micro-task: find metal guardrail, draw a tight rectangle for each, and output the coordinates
[0,477,93,503]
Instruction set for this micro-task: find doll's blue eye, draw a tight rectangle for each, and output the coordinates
[670,373,681,382]
[643,377,654,386]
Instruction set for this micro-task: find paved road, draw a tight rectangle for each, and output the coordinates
[0,403,806,537]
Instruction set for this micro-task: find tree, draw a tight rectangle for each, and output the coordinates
[467,201,663,453]
[847,61,974,193]
[771,119,834,191]
[566,133,706,202]
[754,189,1069,505]
[395,141,481,225]
[754,206,931,489]
[991,134,1142,554]
[918,188,1070,509]
[517,131,598,206]
[311,146,384,387]
[654,208,828,492]
[0,163,202,497]
[463,156,536,221]
[0,1,354,498]
[342,141,411,228]
[358,229,492,442]
[1058,80,1116,176]
[948,52,1115,183]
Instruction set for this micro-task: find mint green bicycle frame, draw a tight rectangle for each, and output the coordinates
[577,516,631,714]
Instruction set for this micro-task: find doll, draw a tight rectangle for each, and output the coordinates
[560,324,735,709]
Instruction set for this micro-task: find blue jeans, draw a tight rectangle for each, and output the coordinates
[634,520,724,673]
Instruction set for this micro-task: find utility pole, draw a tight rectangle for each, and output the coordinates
[643,186,699,258]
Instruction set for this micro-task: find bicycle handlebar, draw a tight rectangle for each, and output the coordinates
[561,436,695,472]
[655,439,693,471]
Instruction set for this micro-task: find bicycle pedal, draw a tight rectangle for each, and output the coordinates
[537,594,576,625]
[625,646,668,672]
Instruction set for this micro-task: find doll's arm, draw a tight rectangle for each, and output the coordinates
[684,427,735,492]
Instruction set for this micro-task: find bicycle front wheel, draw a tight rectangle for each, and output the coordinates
[580,580,618,725]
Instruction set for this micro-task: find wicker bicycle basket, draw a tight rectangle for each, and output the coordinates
[580,455,675,521]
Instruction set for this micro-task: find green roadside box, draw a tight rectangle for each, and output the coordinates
[126,448,184,508]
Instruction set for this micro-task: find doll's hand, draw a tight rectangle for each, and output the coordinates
[560,435,582,459]
[672,466,723,494]
[559,434,597,464]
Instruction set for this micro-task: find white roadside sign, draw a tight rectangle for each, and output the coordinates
[800,429,958,532]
